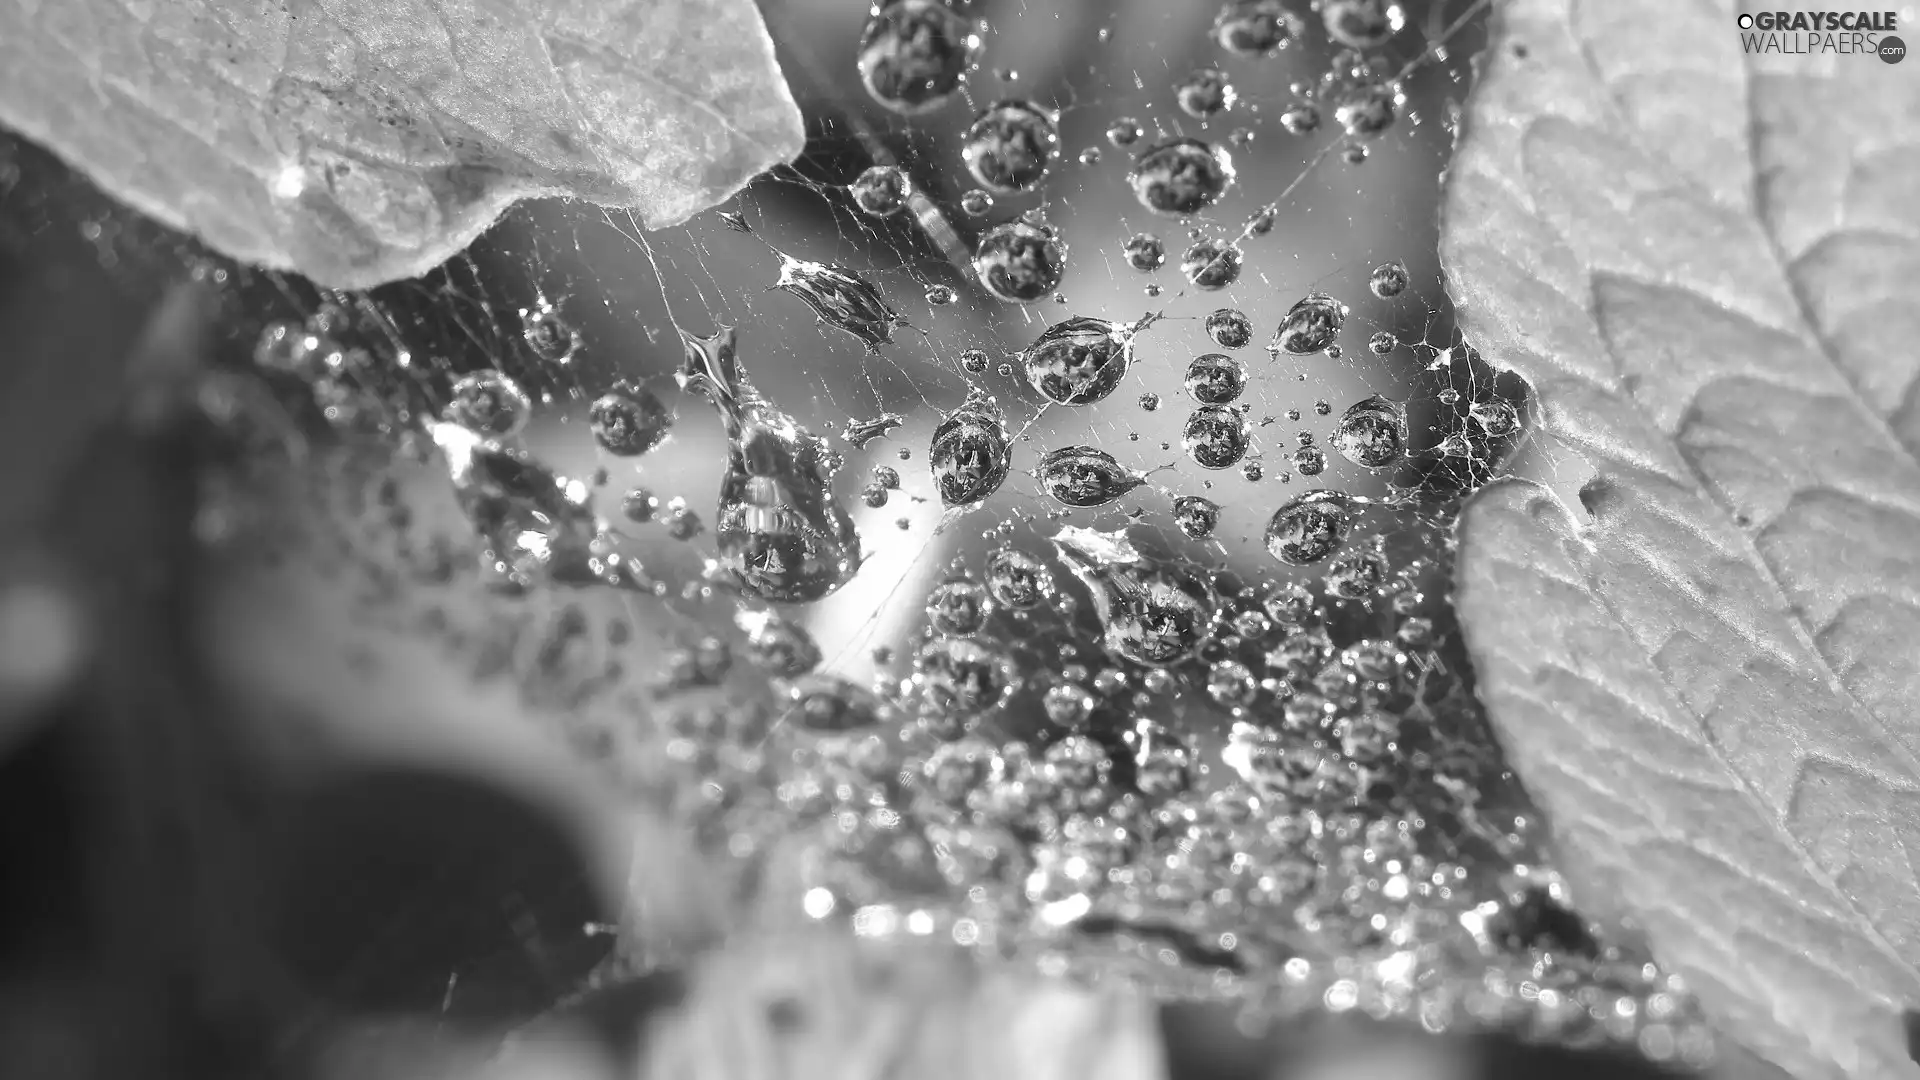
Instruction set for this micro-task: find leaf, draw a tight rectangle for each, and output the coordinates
[1439,2,1920,1077]
[0,0,804,288]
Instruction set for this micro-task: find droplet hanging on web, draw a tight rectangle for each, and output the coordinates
[1035,446,1150,507]
[973,220,1068,303]
[1213,0,1302,57]
[1205,308,1253,349]
[431,422,599,590]
[915,636,1019,721]
[1172,495,1221,538]
[1369,260,1410,298]
[444,369,532,438]
[1265,489,1356,566]
[1021,314,1150,406]
[1322,0,1406,50]
[520,302,580,363]
[857,0,982,115]
[961,100,1060,193]
[590,381,672,457]
[1174,67,1236,117]
[1053,525,1217,666]
[842,412,906,449]
[1129,138,1236,216]
[926,577,994,636]
[1183,406,1252,469]
[929,387,1013,507]
[676,327,862,603]
[737,609,824,677]
[1271,293,1348,355]
[1181,238,1244,290]
[1330,395,1408,469]
[849,164,911,217]
[984,547,1054,609]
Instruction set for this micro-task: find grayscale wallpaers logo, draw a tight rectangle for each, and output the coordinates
[1735,10,1905,60]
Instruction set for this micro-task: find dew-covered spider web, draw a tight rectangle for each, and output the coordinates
[0,0,1727,1071]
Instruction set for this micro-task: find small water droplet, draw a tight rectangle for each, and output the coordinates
[1342,142,1371,165]
[849,164,912,217]
[1184,406,1252,469]
[787,673,888,731]
[974,221,1068,303]
[1265,489,1355,565]
[1470,399,1520,437]
[862,484,889,508]
[1242,460,1264,482]
[873,465,901,488]
[962,100,1060,193]
[960,189,994,216]
[1129,138,1236,216]
[1330,395,1408,469]
[521,303,580,362]
[1175,66,1236,117]
[590,380,672,457]
[1139,392,1161,412]
[1044,683,1097,729]
[445,369,533,438]
[930,387,1014,506]
[1322,0,1406,50]
[677,327,862,602]
[924,283,958,306]
[621,487,656,522]
[1180,238,1244,290]
[431,423,597,588]
[1293,445,1327,475]
[1207,659,1259,708]
[1036,446,1150,507]
[1246,205,1278,235]
[1123,233,1167,272]
[1368,330,1398,354]
[1205,308,1253,349]
[1279,103,1322,136]
[1185,353,1248,404]
[1369,260,1410,298]
[737,609,824,677]
[1054,526,1217,666]
[1173,494,1221,538]
[858,0,981,114]
[1213,0,1301,57]
[1325,548,1388,600]
[1272,293,1347,355]
[927,577,995,635]
[1106,117,1143,148]
[984,547,1054,609]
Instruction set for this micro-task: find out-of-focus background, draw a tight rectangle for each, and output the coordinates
[0,0,1687,1077]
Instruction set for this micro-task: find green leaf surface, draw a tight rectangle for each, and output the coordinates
[0,0,804,287]
[1441,1,1920,1077]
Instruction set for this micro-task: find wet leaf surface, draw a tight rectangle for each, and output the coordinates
[1442,2,1920,1077]
[0,0,804,287]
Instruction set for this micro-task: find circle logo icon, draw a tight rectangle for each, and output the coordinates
[1883,35,1907,64]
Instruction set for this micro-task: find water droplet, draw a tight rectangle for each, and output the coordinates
[1054,526,1217,666]
[960,348,990,373]
[1180,238,1244,290]
[849,164,911,217]
[589,381,672,457]
[1265,489,1354,565]
[1322,0,1406,50]
[1368,330,1398,355]
[973,221,1068,303]
[1043,683,1097,729]
[1325,548,1387,600]
[1129,138,1236,216]
[962,100,1060,193]
[1207,659,1259,708]
[1036,446,1149,507]
[1271,293,1347,355]
[1106,117,1143,147]
[858,0,981,114]
[1175,67,1236,117]
[983,547,1054,610]
[1185,353,1248,404]
[254,321,326,376]
[873,465,901,488]
[1335,80,1401,139]
[1077,147,1102,166]
[787,673,889,731]
[1293,445,1327,476]
[1205,308,1253,349]
[431,423,597,588]
[1246,205,1278,235]
[1022,315,1146,406]
[927,577,994,635]
[1342,142,1370,165]
[960,189,994,216]
[1470,399,1520,437]
[863,484,889,508]
[924,283,958,306]
[1213,0,1302,57]
[775,255,906,349]
[1129,722,1196,799]
[916,637,1018,719]
[843,412,906,449]
[445,369,533,438]
[929,387,1014,506]
[737,609,823,677]
[677,327,862,602]
[1172,495,1221,538]
[521,303,580,362]
[1369,260,1410,298]
[1183,406,1252,469]
[1330,395,1407,469]
[621,487,656,522]
[1242,460,1264,482]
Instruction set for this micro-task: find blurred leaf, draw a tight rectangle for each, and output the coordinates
[0,0,803,287]
[1441,2,1920,1078]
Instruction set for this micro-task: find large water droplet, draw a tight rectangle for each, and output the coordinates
[1330,395,1407,469]
[916,636,1018,720]
[973,221,1068,303]
[843,412,906,449]
[1022,315,1146,406]
[1174,67,1236,117]
[1469,399,1520,438]
[1184,353,1248,404]
[1053,526,1217,666]
[677,327,862,603]
[1172,494,1221,538]
[1265,489,1355,565]
[1369,260,1409,298]
[929,388,1013,506]
[1180,239,1244,290]
[1036,446,1149,507]
[1213,0,1301,57]
[1124,233,1167,272]
[1183,406,1252,469]
[444,369,532,438]
[1128,722,1195,798]
[1129,139,1236,216]
[1322,0,1406,49]
[590,381,672,457]
[1205,308,1253,349]
[774,255,906,350]
[984,547,1054,609]
[431,422,598,588]
[961,100,1060,193]
[849,164,911,217]
[858,0,981,115]
[1334,79,1402,139]
[1271,293,1348,355]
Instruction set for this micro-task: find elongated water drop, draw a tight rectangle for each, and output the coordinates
[1265,489,1356,565]
[1053,526,1216,666]
[842,412,906,449]
[1022,315,1150,406]
[774,254,906,350]
[1322,0,1405,49]
[431,422,598,588]
[984,547,1054,608]
[858,0,981,115]
[1205,308,1253,349]
[521,302,580,362]
[1180,239,1243,290]
[961,100,1059,193]
[677,327,862,603]
[1369,260,1409,298]
[1036,446,1149,507]
[1172,495,1221,538]
[1271,293,1347,355]
[929,387,1013,506]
